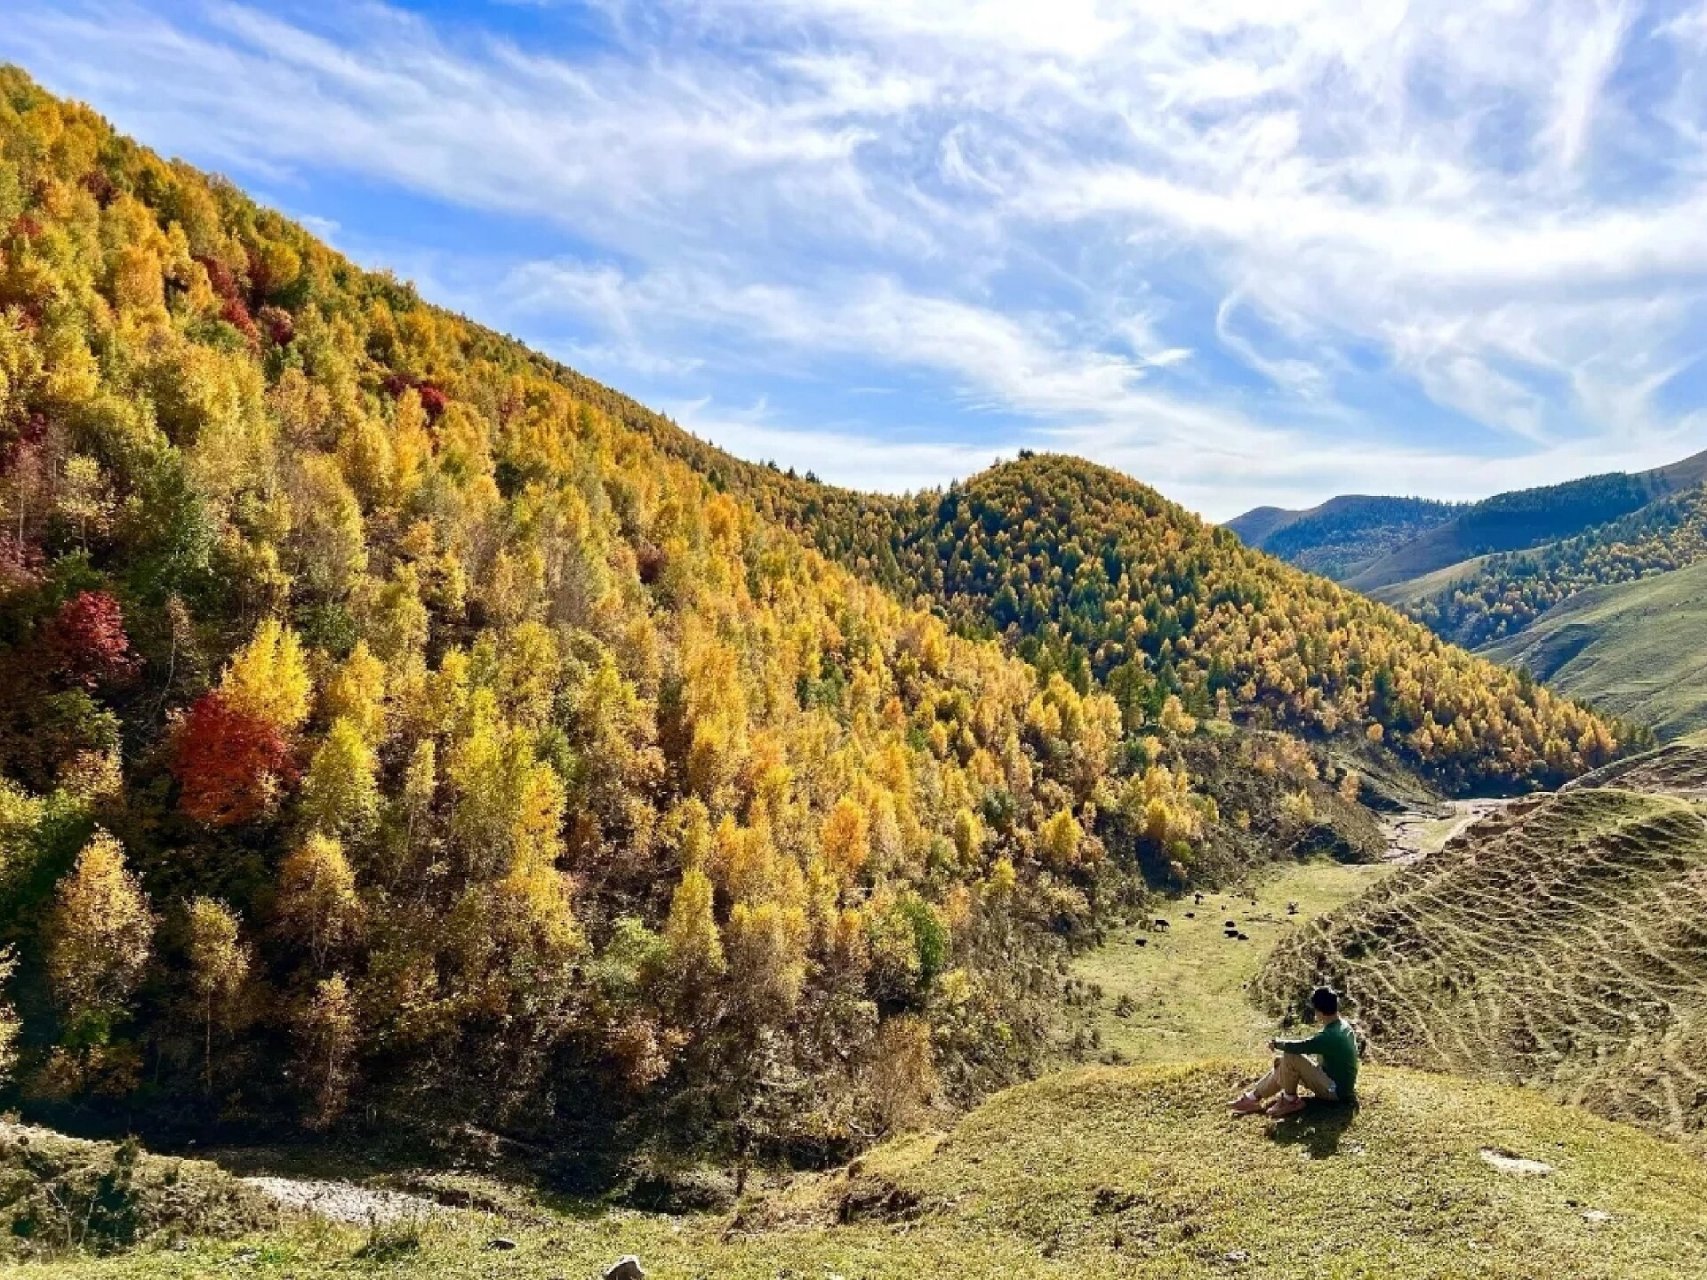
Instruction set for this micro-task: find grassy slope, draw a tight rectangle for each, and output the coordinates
[1065,861,1391,1066]
[1,1124,276,1260]
[1368,552,1492,606]
[31,1064,1707,1280]
[1259,784,1707,1150]
[1479,559,1707,742]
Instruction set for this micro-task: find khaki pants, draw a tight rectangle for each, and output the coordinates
[1253,1052,1338,1101]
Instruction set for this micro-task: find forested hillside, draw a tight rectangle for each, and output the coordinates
[1226,494,1459,580]
[733,457,1626,792]
[0,69,1150,1153]
[1481,559,1707,742]
[0,69,1624,1159]
[1407,482,1707,648]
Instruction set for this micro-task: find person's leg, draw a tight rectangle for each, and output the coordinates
[1284,1053,1337,1101]
[1233,1056,1277,1111]
[1266,1053,1337,1117]
[1233,1055,1290,1111]
[1256,1054,1296,1100]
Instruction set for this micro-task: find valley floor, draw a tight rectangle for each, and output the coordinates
[1065,860,1390,1066]
[19,821,1707,1280]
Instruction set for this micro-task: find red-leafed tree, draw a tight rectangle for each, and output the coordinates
[45,591,138,689]
[382,373,447,421]
[194,253,260,346]
[257,304,294,346]
[171,692,297,826]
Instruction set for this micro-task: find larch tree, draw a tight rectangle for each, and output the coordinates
[220,616,312,734]
[294,972,357,1131]
[183,896,250,1095]
[275,833,363,973]
[299,718,381,841]
[819,795,872,888]
[663,866,725,1005]
[48,829,154,1043]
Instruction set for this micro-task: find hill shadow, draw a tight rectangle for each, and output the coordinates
[1265,1100,1359,1159]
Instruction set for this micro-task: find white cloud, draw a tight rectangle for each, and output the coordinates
[9,0,1707,518]
[671,397,1019,494]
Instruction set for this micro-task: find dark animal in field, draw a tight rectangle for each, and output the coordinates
[1134,937,1149,947]
[1287,901,1299,915]
[1236,932,1249,941]
[1225,920,1236,929]
[1184,911,1196,919]
[1152,918,1171,932]
[1194,892,1204,905]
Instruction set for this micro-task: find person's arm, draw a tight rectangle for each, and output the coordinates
[1272,1028,1327,1054]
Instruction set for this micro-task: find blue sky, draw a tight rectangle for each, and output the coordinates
[7,0,1707,519]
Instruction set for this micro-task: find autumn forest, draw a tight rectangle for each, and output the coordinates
[0,67,1631,1169]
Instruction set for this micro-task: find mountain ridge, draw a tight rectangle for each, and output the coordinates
[1228,450,1707,594]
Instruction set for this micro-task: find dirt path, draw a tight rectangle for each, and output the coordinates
[1381,797,1514,865]
[237,1175,445,1224]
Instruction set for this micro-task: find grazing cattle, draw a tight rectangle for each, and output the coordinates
[1152,918,1171,932]
[1134,937,1149,947]
[1225,920,1237,929]
[1184,911,1196,919]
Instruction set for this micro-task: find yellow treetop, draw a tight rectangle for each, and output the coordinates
[221,617,312,731]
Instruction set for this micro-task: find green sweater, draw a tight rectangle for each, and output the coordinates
[1276,1018,1359,1100]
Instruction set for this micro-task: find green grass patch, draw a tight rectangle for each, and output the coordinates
[25,1063,1707,1279]
[1062,860,1391,1065]
[1480,558,1707,742]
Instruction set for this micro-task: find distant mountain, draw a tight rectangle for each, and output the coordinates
[1225,495,1461,581]
[1407,482,1707,649]
[1223,504,1301,546]
[1343,450,1707,592]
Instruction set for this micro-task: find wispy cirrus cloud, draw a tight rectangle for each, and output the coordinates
[6,0,1707,517]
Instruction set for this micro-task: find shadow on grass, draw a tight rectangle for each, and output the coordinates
[1265,1100,1359,1159]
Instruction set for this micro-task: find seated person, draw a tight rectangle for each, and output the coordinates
[1230,986,1358,1117]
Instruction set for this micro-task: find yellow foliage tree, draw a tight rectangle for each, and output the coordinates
[294,972,357,1130]
[321,641,386,744]
[300,718,381,840]
[725,901,808,1020]
[48,829,154,1035]
[1039,807,1084,868]
[663,866,726,983]
[275,834,363,971]
[221,617,311,732]
[819,795,871,887]
[184,897,250,1093]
